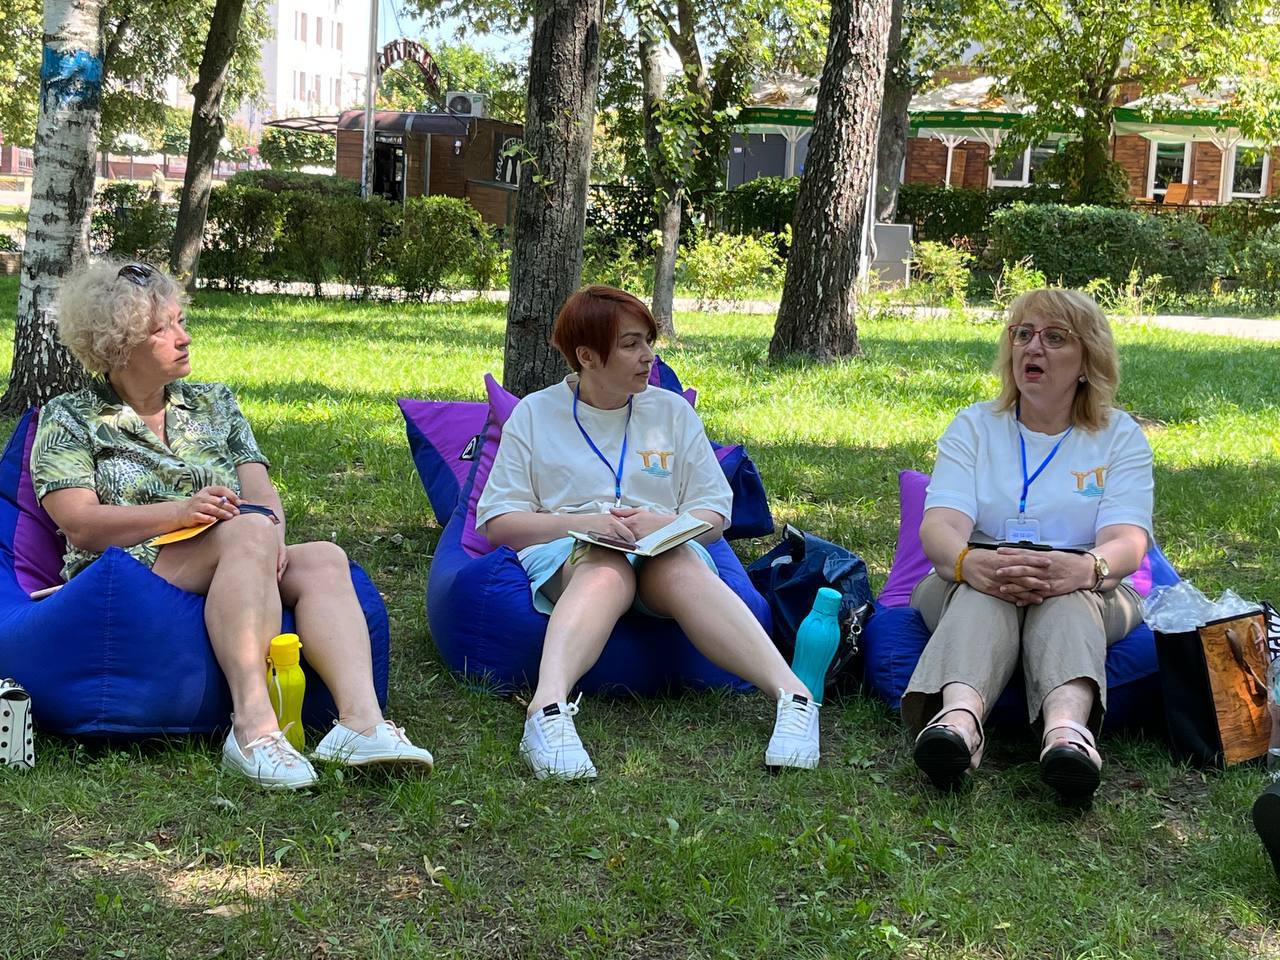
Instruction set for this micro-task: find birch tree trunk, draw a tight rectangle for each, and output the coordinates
[170,0,247,291]
[875,0,909,222]
[640,28,678,336]
[2,0,105,413]
[770,0,893,361]
[503,0,604,396]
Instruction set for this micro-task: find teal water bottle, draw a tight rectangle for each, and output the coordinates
[791,587,842,705]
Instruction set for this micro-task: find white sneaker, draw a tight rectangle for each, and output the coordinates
[312,720,434,769]
[765,689,821,770]
[221,728,318,790]
[519,697,597,780]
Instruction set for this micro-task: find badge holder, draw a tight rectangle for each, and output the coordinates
[1005,517,1042,544]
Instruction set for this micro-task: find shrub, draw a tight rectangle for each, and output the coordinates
[327,194,398,298]
[1232,224,1280,306]
[0,232,19,252]
[390,196,489,302]
[91,183,173,262]
[1199,198,1280,254]
[274,191,344,295]
[202,185,284,292]
[258,128,336,171]
[894,183,1064,257]
[223,169,357,196]
[582,228,649,291]
[989,203,1223,292]
[586,181,657,251]
[911,240,973,307]
[678,230,781,309]
[714,176,799,237]
[991,257,1047,308]
[470,225,506,293]
[1083,268,1167,318]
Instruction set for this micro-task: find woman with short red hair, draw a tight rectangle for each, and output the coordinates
[478,286,819,780]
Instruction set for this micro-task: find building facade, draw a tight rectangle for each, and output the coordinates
[238,0,372,135]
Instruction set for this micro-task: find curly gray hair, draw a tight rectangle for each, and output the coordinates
[55,259,187,375]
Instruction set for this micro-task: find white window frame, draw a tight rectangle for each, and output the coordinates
[1229,144,1271,199]
[1146,141,1192,199]
[990,140,1059,188]
[990,147,1030,187]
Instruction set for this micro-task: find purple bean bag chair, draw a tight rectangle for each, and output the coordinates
[0,409,389,736]
[862,470,1178,732]
[399,360,771,695]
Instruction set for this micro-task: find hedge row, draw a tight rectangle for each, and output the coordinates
[92,174,502,299]
[894,183,1065,254]
[988,203,1224,293]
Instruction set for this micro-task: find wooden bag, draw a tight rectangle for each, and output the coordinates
[1156,609,1270,767]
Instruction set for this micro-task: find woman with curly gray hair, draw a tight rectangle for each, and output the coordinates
[31,260,434,789]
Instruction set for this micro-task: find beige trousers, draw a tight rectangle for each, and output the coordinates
[900,572,1144,737]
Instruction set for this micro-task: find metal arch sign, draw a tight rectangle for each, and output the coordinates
[377,38,441,95]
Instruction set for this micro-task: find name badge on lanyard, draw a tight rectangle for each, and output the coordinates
[1007,408,1072,544]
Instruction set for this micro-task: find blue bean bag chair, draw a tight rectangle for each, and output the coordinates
[399,360,771,695]
[0,409,390,736]
[862,470,1179,733]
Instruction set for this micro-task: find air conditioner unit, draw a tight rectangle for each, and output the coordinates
[444,91,486,118]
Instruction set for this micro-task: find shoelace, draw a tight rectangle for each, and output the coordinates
[243,730,304,768]
[774,689,814,738]
[539,694,583,748]
[378,721,412,745]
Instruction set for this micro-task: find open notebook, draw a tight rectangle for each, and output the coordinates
[568,511,711,558]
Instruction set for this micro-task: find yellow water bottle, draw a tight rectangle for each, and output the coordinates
[265,633,306,751]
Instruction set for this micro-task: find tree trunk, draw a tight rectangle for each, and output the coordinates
[770,0,893,362]
[1078,119,1111,203]
[874,0,909,222]
[503,0,604,397]
[2,0,105,413]
[640,27,678,335]
[170,0,247,292]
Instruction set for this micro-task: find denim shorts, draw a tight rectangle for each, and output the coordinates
[517,536,718,617]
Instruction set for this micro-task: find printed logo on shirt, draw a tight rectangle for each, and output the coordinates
[637,450,674,478]
[1070,465,1107,498]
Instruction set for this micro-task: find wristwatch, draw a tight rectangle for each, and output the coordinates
[1087,551,1110,591]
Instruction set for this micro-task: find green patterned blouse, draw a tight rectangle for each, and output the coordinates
[30,379,270,580]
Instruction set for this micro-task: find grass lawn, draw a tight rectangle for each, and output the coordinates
[2,275,1280,958]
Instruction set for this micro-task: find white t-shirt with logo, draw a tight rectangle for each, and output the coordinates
[476,374,733,537]
[924,401,1154,551]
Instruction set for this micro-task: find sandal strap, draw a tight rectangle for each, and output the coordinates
[1040,719,1099,762]
[916,705,985,753]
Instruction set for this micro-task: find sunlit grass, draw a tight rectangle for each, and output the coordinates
[1,276,1279,958]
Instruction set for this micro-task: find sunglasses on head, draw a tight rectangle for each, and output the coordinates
[117,263,155,287]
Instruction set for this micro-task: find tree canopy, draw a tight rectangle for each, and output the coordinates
[964,0,1280,199]
[0,0,271,147]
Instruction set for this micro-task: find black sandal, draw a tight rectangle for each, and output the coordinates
[1039,720,1102,803]
[1253,783,1280,883]
[913,705,984,791]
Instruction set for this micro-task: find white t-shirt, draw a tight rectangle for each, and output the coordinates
[476,374,733,534]
[925,401,1154,550]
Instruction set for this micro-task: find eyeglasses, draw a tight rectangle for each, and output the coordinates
[117,263,155,287]
[1007,323,1075,349]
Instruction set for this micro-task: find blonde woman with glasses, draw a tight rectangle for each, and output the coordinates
[902,289,1153,804]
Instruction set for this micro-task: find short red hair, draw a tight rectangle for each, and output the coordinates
[551,285,658,372]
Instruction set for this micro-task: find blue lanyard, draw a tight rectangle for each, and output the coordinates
[1016,405,1072,518]
[573,385,633,508]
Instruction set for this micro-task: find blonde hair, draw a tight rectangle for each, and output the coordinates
[55,259,187,375]
[992,288,1119,432]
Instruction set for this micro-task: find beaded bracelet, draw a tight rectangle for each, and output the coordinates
[954,546,971,584]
